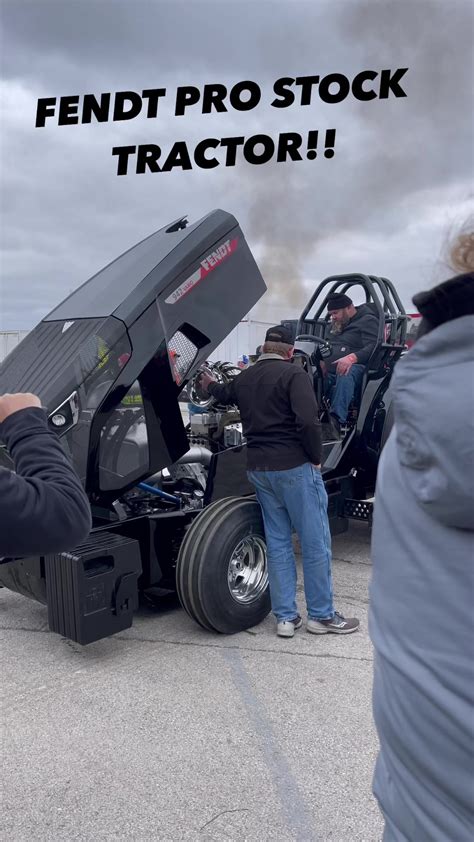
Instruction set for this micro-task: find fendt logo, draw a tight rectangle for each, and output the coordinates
[165,237,238,304]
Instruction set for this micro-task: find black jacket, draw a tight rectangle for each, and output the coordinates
[327,304,379,366]
[0,407,92,560]
[208,355,322,470]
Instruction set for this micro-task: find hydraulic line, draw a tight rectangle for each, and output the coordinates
[137,482,180,504]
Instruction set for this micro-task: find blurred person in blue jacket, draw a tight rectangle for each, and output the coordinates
[370,229,474,841]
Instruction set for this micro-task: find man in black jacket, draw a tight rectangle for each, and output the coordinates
[199,325,359,638]
[0,393,92,560]
[324,292,379,431]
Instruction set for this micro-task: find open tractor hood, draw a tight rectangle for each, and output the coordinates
[0,210,266,502]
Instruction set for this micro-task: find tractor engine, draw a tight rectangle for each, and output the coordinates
[186,360,244,451]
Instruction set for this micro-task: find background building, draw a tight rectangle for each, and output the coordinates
[0,330,30,363]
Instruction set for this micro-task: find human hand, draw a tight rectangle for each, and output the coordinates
[335,353,358,376]
[0,393,42,423]
[197,372,216,395]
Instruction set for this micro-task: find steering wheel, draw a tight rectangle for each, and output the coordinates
[295,335,333,361]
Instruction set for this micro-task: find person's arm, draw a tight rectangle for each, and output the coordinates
[335,314,380,374]
[198,372,238,407]
[288,370,322,465]
[0,397,92,559]
[354,314,379,365]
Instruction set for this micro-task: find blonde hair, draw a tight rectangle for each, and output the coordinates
[448,226,474,274]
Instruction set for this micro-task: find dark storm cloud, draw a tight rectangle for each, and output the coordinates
[1,0,341,86]
[0,0,473,329]
[222,0,474,313]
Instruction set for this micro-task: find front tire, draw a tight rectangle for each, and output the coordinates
[176,497,270,633]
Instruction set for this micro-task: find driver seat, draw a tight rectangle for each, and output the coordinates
[341,304,403,422]
[297,302,387,429]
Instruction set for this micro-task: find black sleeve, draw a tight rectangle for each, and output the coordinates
[208,379,237,406]
[288,370,322,465]
[355,314,379,365]
[0,407,92,559]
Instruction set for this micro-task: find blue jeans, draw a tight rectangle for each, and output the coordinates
[247,463,334,622]
[325,364,365,424]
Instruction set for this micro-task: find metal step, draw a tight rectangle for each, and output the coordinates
[343,498,373,524]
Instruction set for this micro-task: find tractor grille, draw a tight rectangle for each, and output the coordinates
[168,331,198,372]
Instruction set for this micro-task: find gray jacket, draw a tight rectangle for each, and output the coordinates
[327,303,379,365]
[370,315,474,841]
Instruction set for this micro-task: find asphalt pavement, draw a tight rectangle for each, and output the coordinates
[0,522,383,842]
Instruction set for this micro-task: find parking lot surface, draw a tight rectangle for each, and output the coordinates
[1,523,383,841]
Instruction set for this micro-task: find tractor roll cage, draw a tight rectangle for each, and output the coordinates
[296,274,408,362]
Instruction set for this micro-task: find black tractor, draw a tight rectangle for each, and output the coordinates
[0,211,407,644]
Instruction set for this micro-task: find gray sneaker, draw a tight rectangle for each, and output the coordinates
[277,616,303,638]
[307,611,359,635]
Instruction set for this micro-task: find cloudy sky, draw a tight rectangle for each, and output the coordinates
[1,0,473,330]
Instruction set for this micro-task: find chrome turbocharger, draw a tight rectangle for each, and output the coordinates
[188,361,242,410]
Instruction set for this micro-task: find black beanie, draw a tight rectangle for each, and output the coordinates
[326,292,353,311]
[412,273,474,329]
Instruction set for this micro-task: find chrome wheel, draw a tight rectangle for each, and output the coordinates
[227,536,268,604]
[177,497,271,633]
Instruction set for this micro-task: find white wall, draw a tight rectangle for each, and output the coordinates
[208,319,275,364]
[0,331,30,363]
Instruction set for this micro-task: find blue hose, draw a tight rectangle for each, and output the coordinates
[137,482,180,504]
